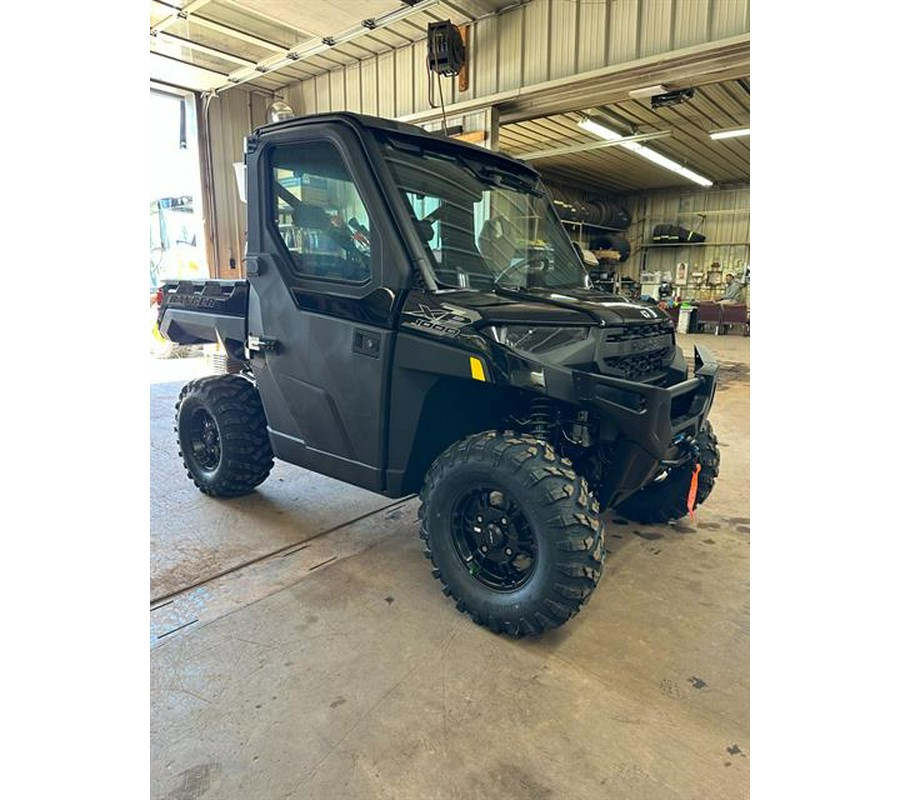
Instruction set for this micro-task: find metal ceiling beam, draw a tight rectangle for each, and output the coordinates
[150,50,228,77]
[501,61,750,124]
[216,0,441,91]
[149,50,231,93]
[515,131,673,161]
[150,0,215,35]
[151,31,258,68]
[397,34,750,126]
[168,14,289,53]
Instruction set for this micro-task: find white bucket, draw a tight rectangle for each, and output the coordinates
[677,307,694,335]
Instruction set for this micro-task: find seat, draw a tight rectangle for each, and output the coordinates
[695,302,723,335]
[415,219,434,243]
[720,303,749,336]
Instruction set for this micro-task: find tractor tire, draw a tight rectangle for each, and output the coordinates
[589,233,613,251]
[175,374,274,497]
[419,431,606,636]
[589,233,631,263]
[614,421,720,524]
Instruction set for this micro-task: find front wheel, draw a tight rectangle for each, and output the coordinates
[419,432,606,637]
[613,420,720,524]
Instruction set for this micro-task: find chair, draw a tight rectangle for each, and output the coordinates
[695,302,723,335]
[720,303,750,336]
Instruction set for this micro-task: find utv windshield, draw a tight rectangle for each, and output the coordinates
[379,138,587,291]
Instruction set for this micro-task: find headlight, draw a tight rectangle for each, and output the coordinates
[488,325,590,354]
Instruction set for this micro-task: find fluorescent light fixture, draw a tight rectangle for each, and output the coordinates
[578,117,713,187]
[710,127,750,140]
[516,130,671,161]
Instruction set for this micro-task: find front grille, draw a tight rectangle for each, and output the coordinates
[605,321,673,343]
[599,321,675,380]
[604,349,671,380]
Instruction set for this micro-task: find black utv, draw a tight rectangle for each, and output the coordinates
[158,112,720,636]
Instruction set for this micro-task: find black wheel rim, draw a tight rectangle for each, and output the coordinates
[450,487,537,591]
[188,408,221,472]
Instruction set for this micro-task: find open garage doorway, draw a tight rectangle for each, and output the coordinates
[149,86,209,359]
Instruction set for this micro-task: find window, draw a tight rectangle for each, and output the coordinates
[271,141,372,283]
[382,140,586,291]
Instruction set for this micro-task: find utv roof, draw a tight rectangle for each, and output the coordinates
[255,110,425,139]
[253,111,538,177]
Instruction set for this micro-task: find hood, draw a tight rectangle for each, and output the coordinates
[499,287,668,326]
[403,287,668,328]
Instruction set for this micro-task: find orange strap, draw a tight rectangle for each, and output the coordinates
[687,463,702,520]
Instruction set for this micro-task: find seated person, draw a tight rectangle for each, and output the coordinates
[718,272,746,304]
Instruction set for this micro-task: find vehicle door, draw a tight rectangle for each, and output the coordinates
[245,125,404,492]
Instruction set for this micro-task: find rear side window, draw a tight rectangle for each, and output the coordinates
[271,141,372,283]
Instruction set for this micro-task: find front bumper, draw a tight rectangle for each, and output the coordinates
[571,345,719,508]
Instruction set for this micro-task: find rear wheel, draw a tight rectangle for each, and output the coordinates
[419,432,606,636]
[614,420,720,524]
[175,374,274,497]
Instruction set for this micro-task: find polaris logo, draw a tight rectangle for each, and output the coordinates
[626,334,671,354]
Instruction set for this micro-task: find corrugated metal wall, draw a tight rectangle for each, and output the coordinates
[626,185,750,286]
[200,88,271,277]
[283,0,750,119]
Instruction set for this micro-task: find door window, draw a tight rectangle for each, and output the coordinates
[271,141,372,283]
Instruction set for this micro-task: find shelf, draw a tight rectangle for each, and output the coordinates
[642,241,748,247]
[561,219,627,232]
[681,209,750,216]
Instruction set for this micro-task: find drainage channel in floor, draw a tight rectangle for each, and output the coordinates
[150,496,417,647]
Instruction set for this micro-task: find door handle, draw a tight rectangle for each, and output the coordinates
[352,330,381,358]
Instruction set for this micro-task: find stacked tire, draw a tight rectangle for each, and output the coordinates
[546,184,632,231]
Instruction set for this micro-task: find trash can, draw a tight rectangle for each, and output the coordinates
[677,306,695,335]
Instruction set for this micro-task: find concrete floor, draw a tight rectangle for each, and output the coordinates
[150,332,750,800]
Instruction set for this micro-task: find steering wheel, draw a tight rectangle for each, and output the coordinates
[491,252,551,290]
